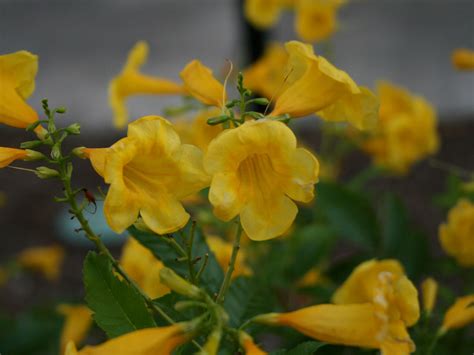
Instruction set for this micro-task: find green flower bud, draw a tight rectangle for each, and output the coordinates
[20,140,43,149]
[24,150,46,161]
[35,166,59,179]
[65,123,81,135]
[159,267,202,299]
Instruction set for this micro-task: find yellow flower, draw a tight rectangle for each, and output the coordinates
[17,245,65,281]
[66,323,192,355]
[451,48,474,70]
[296,267,325,288]
[109,41,185,128]
[439,198,474,267]
[57,304,93,353]
[0,50,46,136]
[362,81,439,174]
[244,0,284,29]
[238,331,267,355]
[172,109,224,152]
[243,43,289,99]
[180,60,226,108]
[207,235,252,278]
[87,116,210,234]
[204,119,319,241]
[421,278,438,314]
[0,147,28,168]
[256,259,419,354]
[440,294,474,333]
[270,41,378,130]
[120,237,170,299]
[295,0,346,42]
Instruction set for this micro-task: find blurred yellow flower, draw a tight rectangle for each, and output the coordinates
[244,0,284,29]
[0,147,28,168]
[421,277,438,314]
[295,0,346,42]
[201,328,222,355]
[0,50,46,136]
[65,323,192,355]
[57,304,93,353]
[243,43,289,99]
[440,294,474,333]
[17,245,65,281]
[180,60,226,108]
[296,267,325,288]
[239,331,267,355]
[207,235,252,278]
[120,238,170,299]
[439,199,474,267]
[204,119,319,241]
[172,108,224,152]
[363,81,439,174]
[451,48,474,71]
[87,116,210,234]
[256,259,418,353]
[109,41,185,128]
[270,41,378,130]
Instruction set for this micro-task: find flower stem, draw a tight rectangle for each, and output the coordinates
[216,221,243,304]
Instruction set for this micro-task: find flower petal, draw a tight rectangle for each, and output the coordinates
[208,172,244,221]
[244,0,282,29]
[284,148,319,202]
[0,147,28,168]
[104,179,140,233]
[0,50,38,98]
[180,60,225,107]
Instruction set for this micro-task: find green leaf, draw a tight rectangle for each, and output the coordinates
[83,251,156,337]
[381,194,429,278]
[129,223,224,294]
[224,277,275,327]
[271,341,326,355]
[315,181,379,250]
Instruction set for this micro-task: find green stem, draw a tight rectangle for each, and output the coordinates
[216,221,243,304]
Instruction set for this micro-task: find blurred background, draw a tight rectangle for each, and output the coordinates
[0,0,473,352]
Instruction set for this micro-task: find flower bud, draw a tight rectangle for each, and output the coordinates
[159,267,202,299]
[199,328,222,355]
[24,149,46,161]
[20,140,43,149]
[421,277,438,314]
[35,166,60,179]
[72,147,87,159]
[66,123,81,135]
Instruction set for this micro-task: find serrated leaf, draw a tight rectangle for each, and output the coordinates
[315,181,379,250]
[271,341,325,355]
[129,223,224,294]
[224,277,275,327]
[83,251,156,338]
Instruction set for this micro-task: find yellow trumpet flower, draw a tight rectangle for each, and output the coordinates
[64,323,192,355]
[439,199,474,267]
[440,294,474,333]
[451,48,474,71]
[82,116,210,234]
[244,0,284,29]
[120,238,170,299]
[17,245,65,281]
[109,41,185,128]
[0,147,28,168]
[57,304,93,353]
[270,41,378,130]
[204,119,319,241]
[0,50,46,136]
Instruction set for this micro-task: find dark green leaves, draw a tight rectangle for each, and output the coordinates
[316,181,379,250]
[271,341,325,355]
[83,251,155,338]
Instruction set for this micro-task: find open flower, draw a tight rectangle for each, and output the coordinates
[255,259,419,354]
[17,245,65,281]
[362,81,439,174]
[65,323,193,355]
[239,331,267,355]
[83,116,210,234]
[270,41,378,130]
[121,237,170,299]
[204,119,319,241]
[57,304,93,353]
[295,0,346,42]
[110,41,185,128]
[439,199,474,267]
[440,294,474,333]
[207,235,252,278]
[180,60,226,108]
[451,48,474,70]
[0,50,46,136]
